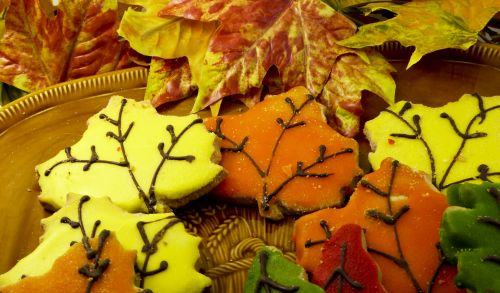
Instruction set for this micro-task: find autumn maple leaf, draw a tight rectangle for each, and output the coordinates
[159,0,384,111]
[0,0,134,92]
[0,0,8,38]
[338,0,500,68]
[118,0,391,137]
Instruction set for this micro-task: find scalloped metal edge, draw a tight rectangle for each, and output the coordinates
[0,67,148,133]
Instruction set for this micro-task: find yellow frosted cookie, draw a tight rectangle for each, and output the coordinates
[364,94,500,190]
[0,194,211,293]
[36,96,225,212]
[1,232,140,293]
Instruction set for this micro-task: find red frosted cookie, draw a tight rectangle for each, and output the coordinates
[312,224,386,293]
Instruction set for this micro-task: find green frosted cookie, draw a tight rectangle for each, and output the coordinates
[244,246,323,293]
[440,182,500,293]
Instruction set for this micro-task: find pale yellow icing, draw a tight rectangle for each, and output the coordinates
[36,96,224,212]
[0,194,211,293]
[364,94,500,189]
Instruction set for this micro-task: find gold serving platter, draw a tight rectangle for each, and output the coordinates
[0,43,499,292]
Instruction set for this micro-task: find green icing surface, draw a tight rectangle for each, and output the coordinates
[440,182,500,293]
[244,246,323,293]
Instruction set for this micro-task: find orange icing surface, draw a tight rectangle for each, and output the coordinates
[1,233,137,293]
[205,86,361,219]
[293,158,458,292]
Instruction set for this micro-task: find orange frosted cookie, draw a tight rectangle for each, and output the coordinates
[205,86,362,220]
[1,232,138,293]
[294,158,461,293]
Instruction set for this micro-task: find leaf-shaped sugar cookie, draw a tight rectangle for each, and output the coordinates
[244,246,323,293]
[364,94,500,190]
[1,232,139,293]
[36,96,225,212]
[0,194,211,292]
[294,159,459,293]
[204,86,362,220]
[441,183,500,293]
[311,224,386,293]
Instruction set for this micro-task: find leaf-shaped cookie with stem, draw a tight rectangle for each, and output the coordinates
[205,86,362,220]
[441,182,500,293]
[1,232,139,293]
[0,194,211,292]
[244,246,323,293]
[36,96,225,213]
[364,94,500,190]
[338,0,500,68]
[294,158,459,293]
[0,0,130,92]
[311,224,386,293]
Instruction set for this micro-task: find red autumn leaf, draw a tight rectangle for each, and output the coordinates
[312,224,386,293]
[146,56,195,107]
[0,0,136,92]
[159,0,359,112]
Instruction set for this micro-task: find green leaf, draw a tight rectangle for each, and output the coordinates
[117,0,217,86]
[441,183,500,293]
[338,0,500,68]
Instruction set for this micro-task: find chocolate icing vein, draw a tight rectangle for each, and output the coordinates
[44,99,203,213]
[383,95,500,190]
[362,160,424,293]
[322,242,363,292]
[254,250,299,293]
[136,216,181,288]
[59,196,112,292]
[211,94,355,213]
[305,219,331,248]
